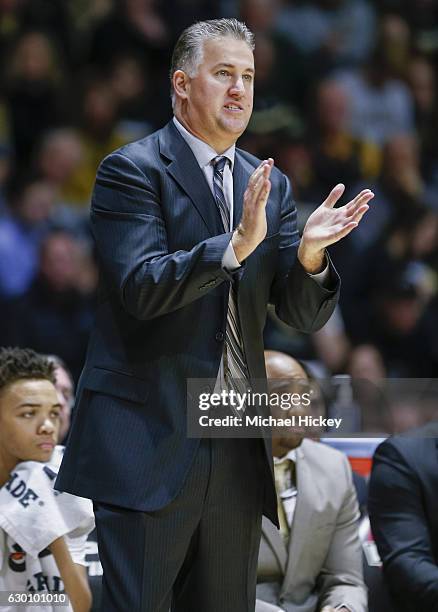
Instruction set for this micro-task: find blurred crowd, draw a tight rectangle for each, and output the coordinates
[0,0,437,385]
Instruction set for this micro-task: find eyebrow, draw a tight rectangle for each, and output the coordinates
[15,402,62,409]
[213,63,255,73]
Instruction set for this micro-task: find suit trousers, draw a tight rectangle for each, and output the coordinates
[93,437,266,612]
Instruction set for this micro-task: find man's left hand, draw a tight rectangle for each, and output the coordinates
[298,184,374,273]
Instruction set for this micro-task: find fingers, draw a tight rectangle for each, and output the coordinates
[345,189,374,216]
[322,183,345,208]
[246,159,274,204]
[349,202,370,224]
[248,159,273,185]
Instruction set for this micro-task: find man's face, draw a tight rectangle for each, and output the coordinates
[270,380,311,453]
[0,379,61,470]
[54,366,74,440]
[178,36,254,151]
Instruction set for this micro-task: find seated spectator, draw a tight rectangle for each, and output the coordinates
[1,230,96,381]
[369,421,438,611]
[35,129,83,205]
[0,176,55,299]
[3,30,65,169]
[0,347,93,611]
[274,0,376,69]
[256,350,366,612]
[335,15,414,146]
[59,80,129,209]
[308,80,381,202]
[46,355,74,444]
[241,0,309,113]
[407,56,438,186]
[87,0,171,80]
[33,129,91,235]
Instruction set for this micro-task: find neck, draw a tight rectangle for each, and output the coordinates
[174,110,234,154]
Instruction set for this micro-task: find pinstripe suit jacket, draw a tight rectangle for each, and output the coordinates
[55,120,340,522]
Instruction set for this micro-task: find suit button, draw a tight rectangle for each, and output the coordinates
[215,331,224,342]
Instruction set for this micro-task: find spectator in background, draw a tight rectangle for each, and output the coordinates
[46,355,74,444]
[33,128,91,233]
[3,30,65,169]
[256,350,366,612]
[346,133,437,253]
[335,14,414,145]
[407,55,438,187]
[308,79,381,202]
[36,129,83,204]
[0,176,55,299]
[0,346,93,611]
[275,0,376,70]
[346,259,438,377]
[87,0,171,106]
[1,230,96,381]
[346,344,390,433]
[60,79,128,209]
[107,54,157,140]
[241,0,309,113]
[369,421,438,612]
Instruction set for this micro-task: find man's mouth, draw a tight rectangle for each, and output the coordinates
[224,104,243,111]
[37,441,55,450]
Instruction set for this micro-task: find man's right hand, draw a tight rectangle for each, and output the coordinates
[232,158,273,263]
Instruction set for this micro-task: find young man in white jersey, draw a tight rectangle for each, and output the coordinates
[0,347,92,612]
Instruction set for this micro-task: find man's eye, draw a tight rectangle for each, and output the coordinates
[51,411,61,419]
[217,70,230,77]
[20,412,34,418]
[243,74,253,82]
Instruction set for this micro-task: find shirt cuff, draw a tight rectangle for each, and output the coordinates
[222,241,241,271]
[307,254,329,286]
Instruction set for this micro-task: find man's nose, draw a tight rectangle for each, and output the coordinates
[38,417,55,434]
[229,76,245,96]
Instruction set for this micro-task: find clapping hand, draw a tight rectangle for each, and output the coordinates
[298,184,374,273]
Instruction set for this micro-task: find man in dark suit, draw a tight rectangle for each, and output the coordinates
[369,422,438,612]
[56,18,373,612]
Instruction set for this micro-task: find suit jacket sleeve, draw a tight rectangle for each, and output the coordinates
[269,173,340,333]
[369,440,438,611]
[317,455,367,612]
[91,151,236,320]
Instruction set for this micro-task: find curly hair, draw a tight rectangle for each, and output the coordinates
[0,347,56,392]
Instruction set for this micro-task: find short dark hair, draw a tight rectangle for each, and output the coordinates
[170,18,255,107]
[0,347,56,392]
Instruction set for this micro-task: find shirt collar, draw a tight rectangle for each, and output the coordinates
[173,116,235,170]
[274,448,297,465]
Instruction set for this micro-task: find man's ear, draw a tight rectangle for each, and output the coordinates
[173,70,190,102]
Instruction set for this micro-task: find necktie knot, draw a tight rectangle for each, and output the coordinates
[274,459,296,494]
[213,156,227,175]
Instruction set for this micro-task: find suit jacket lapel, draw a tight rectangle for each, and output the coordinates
[282,444,318,591]
[261,516,288,575]
[232,151,249,231]
[158,121,223,236]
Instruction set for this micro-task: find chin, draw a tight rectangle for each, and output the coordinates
[34,448,54,462]
[219,118,248,135]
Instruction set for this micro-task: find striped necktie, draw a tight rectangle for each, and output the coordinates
[212,156,249,416]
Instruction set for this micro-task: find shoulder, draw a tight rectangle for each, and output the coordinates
[99,129,162,174]
[374,423,438,468]
[301,438,351,481]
